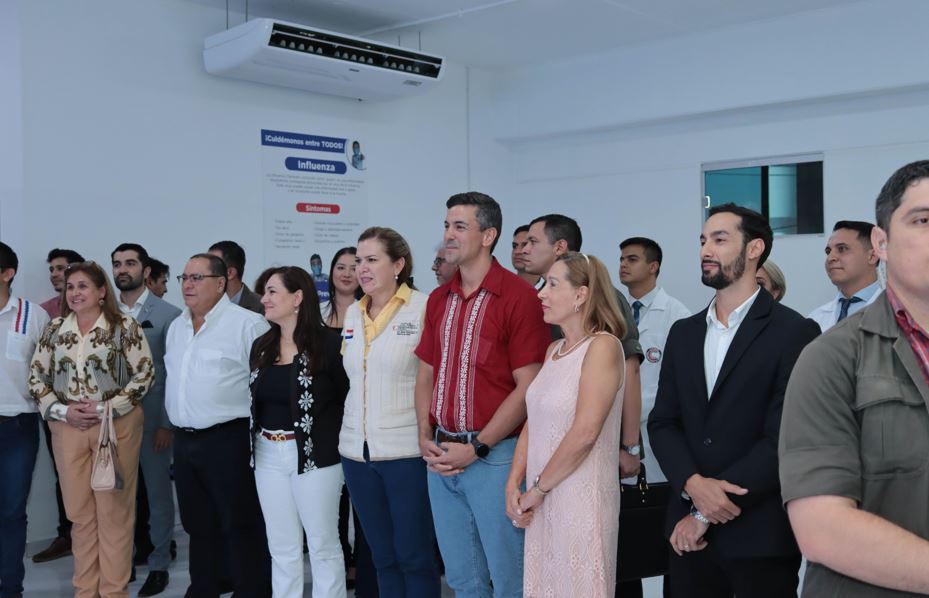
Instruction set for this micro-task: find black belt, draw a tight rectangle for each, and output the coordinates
[434,427,479,444]
[176,417,247,435]
[0,413,34,422]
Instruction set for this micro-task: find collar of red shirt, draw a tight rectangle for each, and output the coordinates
[886,285,929,340]
[448,258,505,300]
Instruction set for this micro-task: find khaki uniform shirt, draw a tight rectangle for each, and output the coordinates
[780,292,929,597]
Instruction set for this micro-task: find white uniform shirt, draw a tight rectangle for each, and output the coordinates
[807,280,882,332]
[164,295,269,429]
[0,296,49,416]
[625,286,691,483]
[704,288,760,398]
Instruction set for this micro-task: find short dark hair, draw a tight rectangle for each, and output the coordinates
[310,254,322,262]
[529,214,583,252]
[620,237,663,275]
[148,258,169,280]
[189,252,228,289]
[832,220,874,247]
[0,242,18,283]
[707,203,773,267]
[47,248,84,264]
[111,243,150,267]
[446,192,503,252]
[875,160,929,233]
[208,241,246,279]
[513,224,530,236]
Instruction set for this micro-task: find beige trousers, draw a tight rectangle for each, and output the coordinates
[50,406,143,598]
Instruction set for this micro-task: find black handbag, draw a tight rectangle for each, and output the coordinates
[617,462,671,582]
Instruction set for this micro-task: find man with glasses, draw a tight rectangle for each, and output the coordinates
[431,244,457,287]
[165,253,271,597]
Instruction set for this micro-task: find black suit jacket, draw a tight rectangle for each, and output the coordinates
[647,288,820,558]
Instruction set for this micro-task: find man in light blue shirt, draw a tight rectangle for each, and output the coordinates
[808,220,882,332]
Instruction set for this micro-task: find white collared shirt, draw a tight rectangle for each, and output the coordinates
[630,285,659,322]
[164,294,269,429]
[0,296,49,416]
[117,288,149,320]
[704,288,760,398]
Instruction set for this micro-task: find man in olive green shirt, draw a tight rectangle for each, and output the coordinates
[780,160,929,596]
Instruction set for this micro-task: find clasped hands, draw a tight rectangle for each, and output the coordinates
[671,474,748,555]
[419,436,477,476]
[65,399,101,430]
[505,481,543,529]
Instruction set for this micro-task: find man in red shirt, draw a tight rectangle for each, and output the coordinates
[415,192,550,597]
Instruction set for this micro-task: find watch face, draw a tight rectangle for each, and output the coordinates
[473,440,489,458]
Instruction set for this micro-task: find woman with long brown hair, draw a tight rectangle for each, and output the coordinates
[249,265,350,598]
[29,261,154,598]
[506,251,626,597]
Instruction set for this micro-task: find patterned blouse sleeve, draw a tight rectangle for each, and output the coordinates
[29,318,63,419]
[110,317,155,417]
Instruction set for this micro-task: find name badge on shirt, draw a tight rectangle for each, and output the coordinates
[393,322,419,337]
[343,328,354,340]
[646,347,662,364]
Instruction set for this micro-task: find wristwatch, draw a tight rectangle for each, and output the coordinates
[470,437,490,458]
[621,443,641,457]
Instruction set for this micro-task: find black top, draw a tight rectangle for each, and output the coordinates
[255,363,294,431]
[248,327,350,473]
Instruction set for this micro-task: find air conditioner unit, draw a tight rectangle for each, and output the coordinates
[203,18,444,101]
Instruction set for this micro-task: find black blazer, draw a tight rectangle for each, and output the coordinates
[249,327,349,473]
[647,288,820,558]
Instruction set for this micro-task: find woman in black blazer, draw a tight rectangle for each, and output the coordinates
[249,266,350,598]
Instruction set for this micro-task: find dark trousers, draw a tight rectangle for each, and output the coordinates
[173,419,271,598]
[668,544,800,598]
[40,419,71,538]
[0,413,39,598]
[339,484,379,597]
[342,450,439,598]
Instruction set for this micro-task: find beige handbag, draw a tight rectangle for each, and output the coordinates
[90,401,122,491]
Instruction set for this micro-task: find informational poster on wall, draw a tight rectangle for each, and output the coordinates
[261,127,368,275]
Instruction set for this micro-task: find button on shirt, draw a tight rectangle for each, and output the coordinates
[0,297,49,416]
[117,288,149,321]
[165,295,270,429]
[704,288,760,398]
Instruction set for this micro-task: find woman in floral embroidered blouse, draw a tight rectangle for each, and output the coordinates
[28,261,153,598]
[249,266,349,598]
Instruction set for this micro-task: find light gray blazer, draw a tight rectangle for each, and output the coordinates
[137,294,182,431]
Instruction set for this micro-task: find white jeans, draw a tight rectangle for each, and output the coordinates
[255,433,346,598]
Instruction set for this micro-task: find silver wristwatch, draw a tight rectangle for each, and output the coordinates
[621,443,641,457]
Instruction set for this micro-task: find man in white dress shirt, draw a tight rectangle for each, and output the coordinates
[165,253,271,598]
[808,220,882,332]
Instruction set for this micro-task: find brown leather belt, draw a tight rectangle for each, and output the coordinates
[434,428,477,444]
[261,430,296,442]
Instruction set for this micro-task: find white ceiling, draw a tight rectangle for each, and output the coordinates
[193,0,866,68]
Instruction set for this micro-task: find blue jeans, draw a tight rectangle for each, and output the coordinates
[0,413,39,598]
[342,450,439,598]
[428,436,523,598]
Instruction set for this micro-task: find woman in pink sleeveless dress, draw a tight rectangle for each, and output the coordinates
[506,252,627,598]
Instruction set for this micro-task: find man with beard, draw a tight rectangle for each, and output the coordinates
[112,243,181,596]
[647,204,820,597]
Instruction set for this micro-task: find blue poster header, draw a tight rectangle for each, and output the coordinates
[261,129,346,153]
[285,157,347,174]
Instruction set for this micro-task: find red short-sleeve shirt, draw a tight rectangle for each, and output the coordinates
[415,258,550,433]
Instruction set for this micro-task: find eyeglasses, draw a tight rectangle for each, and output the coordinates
[433,258,447,267]
[177,274,223,283]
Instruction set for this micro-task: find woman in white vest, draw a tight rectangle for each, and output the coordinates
[339,227,440,597]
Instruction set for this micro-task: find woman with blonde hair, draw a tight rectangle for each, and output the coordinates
[29,261,153,598]
[756,258,787,302]
[506,251,626,598]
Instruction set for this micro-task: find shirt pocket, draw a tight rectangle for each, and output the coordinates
[855,376,929,479]
[5,332,32,363]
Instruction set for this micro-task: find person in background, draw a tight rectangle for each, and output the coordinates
[250,266,349,598]
[145,258,170,299]
[111,243,181,597]
[165,253,272,597]
[511,225,540,287]
[0,241,49,598]
[756,259,787,302]
[33,248,85,565]
[508,252,626,597]
[341,227,439,596]
[29,261,154,598]
[431,245,457,287]
[323,247,363,329]
[208,240,264,314]
[807,221,882,331]
[310,253,330,304]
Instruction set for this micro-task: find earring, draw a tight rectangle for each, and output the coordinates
[98,299,105,306]
[573,304,580,313]
[394,274,399,281]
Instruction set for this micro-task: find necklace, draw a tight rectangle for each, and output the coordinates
[555,334,590,357]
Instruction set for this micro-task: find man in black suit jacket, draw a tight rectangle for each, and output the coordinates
[648,203,820,597]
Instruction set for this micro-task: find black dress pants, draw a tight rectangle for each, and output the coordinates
[668,544,800,598]
[174,418,271,598]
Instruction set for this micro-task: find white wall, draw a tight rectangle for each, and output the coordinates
[13,0,470,542]
[470,0,929,315]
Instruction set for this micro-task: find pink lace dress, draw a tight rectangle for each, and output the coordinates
[523,335,624,598]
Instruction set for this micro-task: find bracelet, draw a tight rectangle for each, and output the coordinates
[532,475,550,496]
[690,506,710,525]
